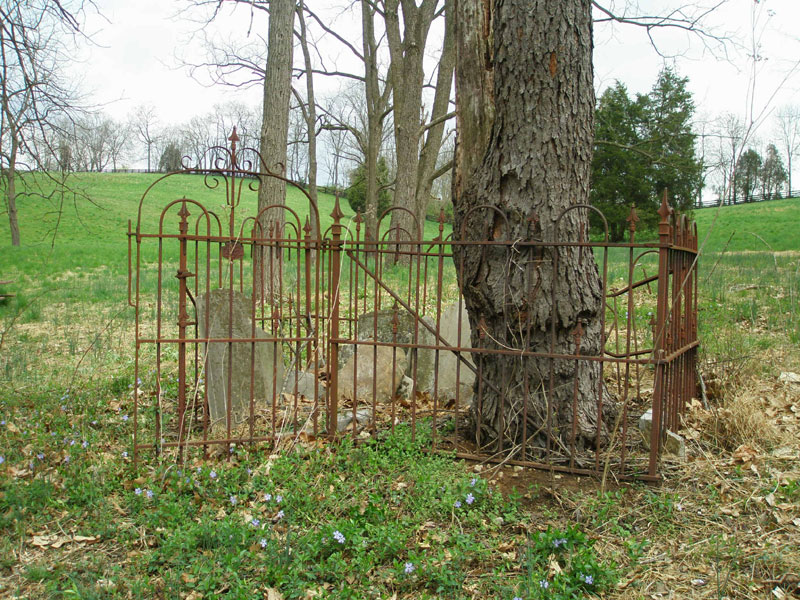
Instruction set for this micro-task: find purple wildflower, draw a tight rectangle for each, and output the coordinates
[121,414,129,422]
[229,495,237,506]
[82,441,88,448]
[146,489,154,499]
[135,488,142,495]
[275,509,284,520]
[454,500,462,508]
[250,518,260,527]
[470,477,477,486]
[0,456,4,464]
[539,580,549,589]
[209,470,217,479]
[275,495,283,503]
[332,530,345,544]
[37,453,44,460]
[583,574,594,585]
[259,538,268,548]
[264,493,272,502]
[404,562,414,574]
[465,493,475,505]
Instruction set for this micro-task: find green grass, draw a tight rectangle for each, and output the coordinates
[693,197,800,253]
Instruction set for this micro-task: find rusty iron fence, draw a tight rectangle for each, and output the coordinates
[128,131,698,481]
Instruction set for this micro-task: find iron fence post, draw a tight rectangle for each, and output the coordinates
[328,196,345,438]
[649,191,673,477]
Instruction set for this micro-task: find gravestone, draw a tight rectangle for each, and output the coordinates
[338,303,475,402]
[417,302,475,401]
[337,345,406,405]
[197,289,284,428]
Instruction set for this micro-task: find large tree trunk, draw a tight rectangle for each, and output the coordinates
[385,0,438,247]
[256,0,295,302]
[361,0,386,237]
[415,0,455,223]
[453,0,610,455]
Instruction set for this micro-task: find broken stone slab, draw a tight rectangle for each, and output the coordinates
[340,303,475,402]
[281,369,326,401]
[638,408,686,458]
[197,289,285,428]
[337,344,406,405]
[779,372,800,385]
[336,408,373,432]
[416,302,475,401]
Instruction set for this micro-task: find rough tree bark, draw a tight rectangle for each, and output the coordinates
[453,0,611,454]
[256,0,295,301]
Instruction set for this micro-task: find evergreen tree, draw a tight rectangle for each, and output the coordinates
[642,68,702,213]
[347,156,392,217]
[760,143,788,200]
[591,83,652,241]
[735,148,762,202]
[591,68,701,241]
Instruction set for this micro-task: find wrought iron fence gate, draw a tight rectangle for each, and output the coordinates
[128,132,698,481]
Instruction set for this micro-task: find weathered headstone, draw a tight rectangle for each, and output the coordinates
[417,302,475,401]
[339,304,474,401]
[281,369,325,401]
[197,289,284,428]
[337,345,406,405]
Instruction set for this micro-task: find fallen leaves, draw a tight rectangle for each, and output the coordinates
[31,533,99,548]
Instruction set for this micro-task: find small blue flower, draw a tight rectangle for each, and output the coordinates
[466,493,475,505]
[0,456,5,464]
[229,495,237,505]
[63,456,70,463]
[454,500,462,508]
[264,493,272,502]
[82,441,88,448]
[470,477,477,486]
[539,579,549,589]
[583,574,594,585]
[146,489,154,499]
[404,562,414,574]
[332,530,345,544]
[553,537,568,548]
[121,414,129,422]
[259,538,268,548]
[276,509,284,520]
[135,488,142,495]
[250,518,260,527]
[275,495,283,503]
[37,453,44,460]
[209,470,217,479]
[122,451,128,458]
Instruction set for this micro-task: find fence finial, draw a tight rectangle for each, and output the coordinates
[331,194,345,223]
[626,204,639,233]
[228,127,240,167]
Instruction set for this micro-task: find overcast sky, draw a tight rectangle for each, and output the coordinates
[72,0,800,179]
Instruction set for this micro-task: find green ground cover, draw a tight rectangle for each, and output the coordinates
[1,175,799,598]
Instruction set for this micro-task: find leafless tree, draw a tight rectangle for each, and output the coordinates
[0,0,95,246]
[775,105,800,196]
[132,104,160,173]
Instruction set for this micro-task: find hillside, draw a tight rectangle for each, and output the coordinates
[693,197,800,253]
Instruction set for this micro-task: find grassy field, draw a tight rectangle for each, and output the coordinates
[1,175,799,599]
